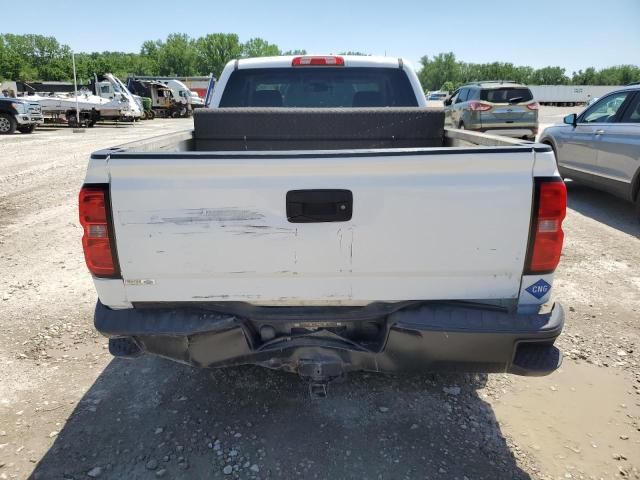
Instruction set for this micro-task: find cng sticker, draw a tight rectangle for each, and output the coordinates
[525,279,551,299]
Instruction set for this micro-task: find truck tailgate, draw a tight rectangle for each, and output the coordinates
[107,148,535,304]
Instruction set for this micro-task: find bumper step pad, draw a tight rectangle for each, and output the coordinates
[109,337,142,358]
[511,343,562,376]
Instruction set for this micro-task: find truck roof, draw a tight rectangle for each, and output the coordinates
[236,55,408,70]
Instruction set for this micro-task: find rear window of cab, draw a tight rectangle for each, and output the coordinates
[219,67,419,108]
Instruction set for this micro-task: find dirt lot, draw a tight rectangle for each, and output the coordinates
[0,110,638,480]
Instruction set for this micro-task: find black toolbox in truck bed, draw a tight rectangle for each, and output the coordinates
[193,107,445,151]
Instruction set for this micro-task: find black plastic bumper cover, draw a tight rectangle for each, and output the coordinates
[95,301,564,377]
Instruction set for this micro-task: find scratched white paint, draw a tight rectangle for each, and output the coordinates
[89,148,550,305]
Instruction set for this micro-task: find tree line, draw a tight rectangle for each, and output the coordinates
[0,33,305,83]
[1,34,638,90]
[419,52,639,92]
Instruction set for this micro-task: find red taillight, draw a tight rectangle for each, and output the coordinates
[468,101,492,112]
[527,102,540,110]
[526,180,567,273]
[292,56,344,66]
[79,186,118,277]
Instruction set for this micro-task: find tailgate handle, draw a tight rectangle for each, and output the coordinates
[286,190,353,223]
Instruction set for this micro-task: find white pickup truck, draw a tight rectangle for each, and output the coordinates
[80,55,567,388]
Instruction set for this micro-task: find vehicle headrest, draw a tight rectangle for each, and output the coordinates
[352,91,384,107]
[250,89,283,107]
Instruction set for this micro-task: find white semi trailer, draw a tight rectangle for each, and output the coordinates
[529,85,624,105]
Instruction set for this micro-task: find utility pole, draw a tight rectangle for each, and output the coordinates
[72,51,84,132]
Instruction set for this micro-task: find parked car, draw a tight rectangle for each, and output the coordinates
[427,91,448,101]
[82,55,566,391]
[444,81,539,140]
[0,96,43,134]
[539,85,640,215]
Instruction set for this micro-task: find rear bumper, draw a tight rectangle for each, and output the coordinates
[471,126,537,138]
[95,301,564,377]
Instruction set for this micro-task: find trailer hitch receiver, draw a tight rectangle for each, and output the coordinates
[297,358,345,398]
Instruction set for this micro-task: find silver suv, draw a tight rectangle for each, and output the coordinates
[444,81,538,140]
[539,85,640,216]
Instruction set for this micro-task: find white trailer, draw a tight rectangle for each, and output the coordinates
[529,85,624,105]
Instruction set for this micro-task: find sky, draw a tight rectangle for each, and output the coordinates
[3,0,639,73]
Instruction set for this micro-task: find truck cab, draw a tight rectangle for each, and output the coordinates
[96,81,115,99]
[189,90,205,108]
[126,78,186,118]
[163,79,194,116]
[0,96,43,134]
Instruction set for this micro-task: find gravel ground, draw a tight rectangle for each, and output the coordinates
[0,110,638,480]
